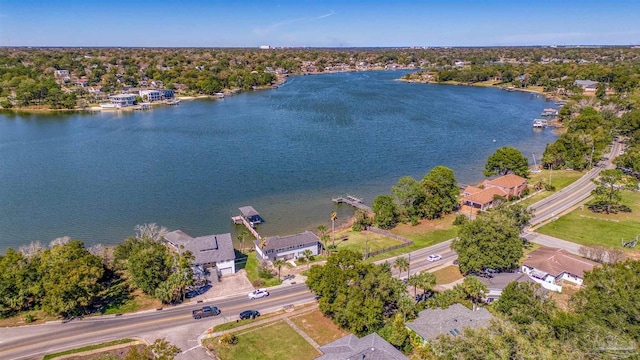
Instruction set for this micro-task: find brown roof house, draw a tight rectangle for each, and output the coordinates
[521,246,599,292]
[406,303,493,344]
[316,333,408,360]
[461,174,528,210]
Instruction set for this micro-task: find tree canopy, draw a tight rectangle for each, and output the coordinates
[484,146,530,178]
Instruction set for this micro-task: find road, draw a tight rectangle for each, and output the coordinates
[1,141,621,359]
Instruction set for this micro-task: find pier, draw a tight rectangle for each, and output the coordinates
[332,195,372,212]
[231,206,263,239]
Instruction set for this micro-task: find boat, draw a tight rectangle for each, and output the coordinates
[166,99,181,105]
[533,119,548,128]
[541,108,558,116]
[99,103,119,110]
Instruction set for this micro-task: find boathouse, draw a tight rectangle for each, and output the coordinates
[163,230,236,275]
[254,231,321,261]
[239,206,264,226]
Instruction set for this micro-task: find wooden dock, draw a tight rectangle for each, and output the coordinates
[332,195,372,212]
[232,215,261,239]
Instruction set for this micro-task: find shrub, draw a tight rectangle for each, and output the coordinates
[23,314,35,323]
[251,279,264,288]
[453,215,469,225]
[219,333,238,345]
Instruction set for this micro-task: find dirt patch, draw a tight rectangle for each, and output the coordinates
[549,283,581,311]
[57,345,146,360]
[392,213,456,236]
[432,265,464,285]
[290,310,349,346]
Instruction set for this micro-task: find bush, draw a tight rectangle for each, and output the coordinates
[258,261,274,279]
[251,279,264,288]
[544,183,556,191]
[453,215,469,225]
[23,314,35,323]
[219,333,238,345]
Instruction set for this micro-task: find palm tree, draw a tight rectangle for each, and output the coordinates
[408,274,421,297]
[317,225,328,254]
[302,249,313,269]
[272,259,286,280]
[417,272,436,296]
[461,276,488,311]
[331,211,337,246]
[237,229,249,252]
[393,257,409,279]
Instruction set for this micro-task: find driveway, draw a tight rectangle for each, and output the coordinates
[192,270,255,302]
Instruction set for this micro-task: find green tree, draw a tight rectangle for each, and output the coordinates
[589,169,635,214]
[272,259,286,280]
[331,211,338,246]
[421,165,460,214]
[494,281,555,326]
[126,240,173,296]
[372,195,399,229]
[393,257,409,279]
[484,146,530,178]
[379,313,413,353]
[302,249,313,270]
[460,276,488,311]
[391,176,425,219]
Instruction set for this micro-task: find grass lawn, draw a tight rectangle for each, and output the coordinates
[331,228,404,254]
[102,289,161,315]
[213,310,286,332]
[290,310,349,346]
[518,170,585,208]
[206,321,318,360]
[432,265,463,285]
[43,339,137,359]
[244,252,281,287]
[537,190,640,249]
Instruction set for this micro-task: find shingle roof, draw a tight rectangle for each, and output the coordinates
[406,303,493,341]
[164,230,235,265]
[485,174,527,189]
[574,80,599,87]
[317,333,408,360]
[239,206,260,218]
[523,247,598,279]
[462,187,506,205]
[257,231,320,252]
[474,273,532,291]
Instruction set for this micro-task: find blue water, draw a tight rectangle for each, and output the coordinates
[0,71,558,251]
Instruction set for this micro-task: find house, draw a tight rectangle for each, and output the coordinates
[316,333,408,360]
[574,80,599,92]
[73,78,88,87]
[461,174,528,210]
[109,94,136,107]
[254,231,321,261]
[160,89,175,99]
[406,303,493,343]
[474,272,534,303]
[140,89,163,102]
[521,247,599,292]
[54,69,71,83]
[163,230,236,275]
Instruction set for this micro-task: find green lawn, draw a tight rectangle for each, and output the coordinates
[206,321,318,360]
[244,252,281,287]
[290,310,349,346]
[519,169,585,207]
[331,229,404,254]
[43,339,137,359]
[537,190,640,249]
[432,266,463,285]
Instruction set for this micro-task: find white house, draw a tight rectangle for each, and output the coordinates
[140,89,163,102]
[164,230,236,275]
[109,94,136,107]
[521,247,598,292]
[255,231,321,261]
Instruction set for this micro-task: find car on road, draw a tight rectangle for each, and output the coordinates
[239,310,260,320]
[427,254,442,262]
[248,288,269,300]
[283,274,295,281]
[192,306,221,319]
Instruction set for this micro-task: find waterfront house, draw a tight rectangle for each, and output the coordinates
[140,89,163,102]
[406,303,493,343]
[521,247,598,292]
[109,94,136,107]
[574,80,598,93]
[160,89,175,99]
[316,333,408,360]
[254,231,321,261]
[461,174,528,210]
[164,230,236,275]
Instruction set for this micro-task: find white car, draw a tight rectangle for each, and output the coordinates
[427,254,442,262]
[248,288,269,300]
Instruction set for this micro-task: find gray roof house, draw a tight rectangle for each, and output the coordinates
[406,303,493,343]
[473,272,533,303]
[164,230,236,275]
[255,231,321,261]
[574,79,598,91]
[316,333,408,360]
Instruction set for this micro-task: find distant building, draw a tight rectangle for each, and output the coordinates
[160,89,175,99]
[109,94,136,107]
[164,230,236,275]
[407,303,493,343]
[316,333,407,360]
[255,231,321,261]
[259,45,271,49]
[140,89,163,102]
[574,80,599,92]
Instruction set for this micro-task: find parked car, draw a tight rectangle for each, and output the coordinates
[192,306,221,319]
[415,291,434,302]
[248,288,269,300]
[239,310,260,320]
[283,274,295,281]
[427,254,442,262]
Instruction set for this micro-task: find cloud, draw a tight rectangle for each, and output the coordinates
[254,10,334,36]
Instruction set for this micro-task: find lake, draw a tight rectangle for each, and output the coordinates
[0,71,558,252]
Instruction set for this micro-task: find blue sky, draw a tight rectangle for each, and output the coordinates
[1,0,639,47]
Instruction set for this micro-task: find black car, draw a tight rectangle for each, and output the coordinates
[239,310,260,320]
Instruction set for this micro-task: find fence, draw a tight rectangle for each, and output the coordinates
[363,227,414,259]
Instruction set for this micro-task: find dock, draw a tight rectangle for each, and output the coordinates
[232,215,261,239]
[231,206,263,239]
[533,119,548,128]
[332,195,372,212]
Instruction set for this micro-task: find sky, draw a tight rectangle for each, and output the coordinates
[1,0,639,47]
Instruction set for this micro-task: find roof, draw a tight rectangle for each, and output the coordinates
[485,174,527,189]
[473,272,532,291]
[574,79,599,87]
[463,186,483,195]
[523,247,598,279]
[239,206,260,218]
[462,187,506,205]
[256,231,320,252]
[164,230,235,265]
[317,333,408,360]
[406,303,493,341]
